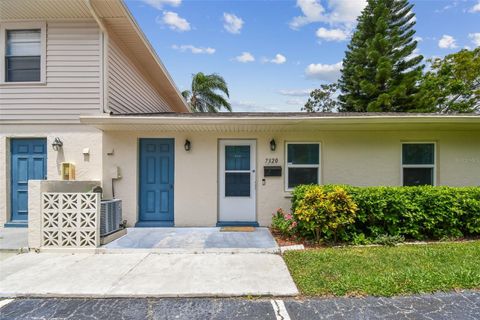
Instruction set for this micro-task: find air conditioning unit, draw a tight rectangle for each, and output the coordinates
[100,199,122,236]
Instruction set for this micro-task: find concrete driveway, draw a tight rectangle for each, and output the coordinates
[0,252,298,298]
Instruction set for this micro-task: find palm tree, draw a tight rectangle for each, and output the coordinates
[182,72,232,112]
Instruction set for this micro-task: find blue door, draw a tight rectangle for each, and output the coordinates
[138,139,174,227]
[9,138,47,226]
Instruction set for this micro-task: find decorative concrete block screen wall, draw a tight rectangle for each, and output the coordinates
[28,180,101,249]
[41,193,101,248]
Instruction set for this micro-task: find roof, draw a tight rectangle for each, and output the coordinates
[80,112,480,132]
[109,112,480,118]
[0,0,189,113]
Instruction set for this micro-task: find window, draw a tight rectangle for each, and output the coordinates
[5,29,41,82]
[286,143,320,190]
[401,143,435,186]
[225,146,251,197]
[1,22,45,84]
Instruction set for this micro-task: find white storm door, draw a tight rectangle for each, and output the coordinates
[219,140,256,222]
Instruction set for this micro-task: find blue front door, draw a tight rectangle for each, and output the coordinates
[138,139,174,227]
[10,138,47,226]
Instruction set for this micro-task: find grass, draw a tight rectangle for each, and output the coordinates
[283,241,480,297]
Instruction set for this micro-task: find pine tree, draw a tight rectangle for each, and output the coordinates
[338,0,423,112]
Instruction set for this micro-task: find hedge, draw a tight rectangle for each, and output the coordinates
[291,185,480,242]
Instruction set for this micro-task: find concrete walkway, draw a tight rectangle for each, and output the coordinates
[0,228,28,251]
[0,252,298,298]
[101,227,279,254]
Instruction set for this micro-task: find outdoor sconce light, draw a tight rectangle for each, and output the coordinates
[184,139,191,151]
[52,137,63,151]
[270,139,276,151]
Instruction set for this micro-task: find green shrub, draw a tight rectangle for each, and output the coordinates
[290,185,480,243]
[292,185,358,242]
[371,234,405,246]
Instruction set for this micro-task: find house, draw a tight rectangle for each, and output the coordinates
[1,0,480,230]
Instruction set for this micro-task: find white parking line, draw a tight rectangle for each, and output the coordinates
[271,299,291,320]
[0,299,14,309]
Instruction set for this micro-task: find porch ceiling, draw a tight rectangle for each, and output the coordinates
[79,114,480,132]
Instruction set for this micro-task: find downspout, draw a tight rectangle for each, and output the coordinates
[84,0,110,114]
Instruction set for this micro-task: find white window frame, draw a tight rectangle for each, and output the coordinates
[0,21,47,85]
[285,142,321,191]
[401,141,437,186]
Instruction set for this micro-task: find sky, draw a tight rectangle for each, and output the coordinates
[124,0,480,112]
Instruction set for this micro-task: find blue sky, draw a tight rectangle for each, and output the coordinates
[125,0,480,112]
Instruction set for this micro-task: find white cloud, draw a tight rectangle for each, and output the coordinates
[172,45,215,54]
[141,0,181,10]
[414,36,423,42]
[286,98,306,106]
[469,33,480,47]
[290,0,367,29]
[278,89,313,96]
[269,54,287,64]
[305,62,342,81]
[223,13,244,34]
[316,27,348,41]
[438,34,458,49]
[290,0,325,29]
[470,0,480,12]
[234,52,255,63]
[159,11,191,32]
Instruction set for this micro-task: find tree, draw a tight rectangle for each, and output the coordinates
[338,0,423,112]
[182,72,232,112]
[303,83,339,112]
[416,48,480,113]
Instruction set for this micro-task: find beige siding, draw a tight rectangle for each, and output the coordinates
[107,37,171,114]
[0,21,102,121]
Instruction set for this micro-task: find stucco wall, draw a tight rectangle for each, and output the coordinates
[0,124,103,226]
[102,130,480,228]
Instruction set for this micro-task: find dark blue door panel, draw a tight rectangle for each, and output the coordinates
[138,139,174,226]
[10,138,47,224]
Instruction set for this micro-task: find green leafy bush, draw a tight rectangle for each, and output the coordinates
[292,186,358,242]
[290,185,480,243]
[371,234,405,246]
[271,208,297,236]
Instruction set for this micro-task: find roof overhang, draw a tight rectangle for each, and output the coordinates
[79,114,480,132]
[0,0,189,113]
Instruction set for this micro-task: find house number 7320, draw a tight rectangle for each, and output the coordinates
[265,158,278,164]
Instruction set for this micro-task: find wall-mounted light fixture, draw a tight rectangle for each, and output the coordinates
[52,137,63,151]
[270,139,276,151]
[184,139,191,151]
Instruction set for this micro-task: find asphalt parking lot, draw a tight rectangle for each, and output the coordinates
[1,291,479,320]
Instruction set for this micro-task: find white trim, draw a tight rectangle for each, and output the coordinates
[218,139,257,222]
[400,141,437,186]
[285,142,321,191]
[0,21,47,85]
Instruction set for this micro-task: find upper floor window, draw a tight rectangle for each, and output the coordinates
[5,29,41,82]
[285,142,321,190]
[402,143,436,186]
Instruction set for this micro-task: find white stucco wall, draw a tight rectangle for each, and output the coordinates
[0,124,103,226]
[102,129,480,228]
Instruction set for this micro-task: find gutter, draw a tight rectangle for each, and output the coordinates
[79,115,480,125]
[84,0,111,115]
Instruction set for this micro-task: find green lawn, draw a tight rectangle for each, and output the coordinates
[284,241,480,297]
